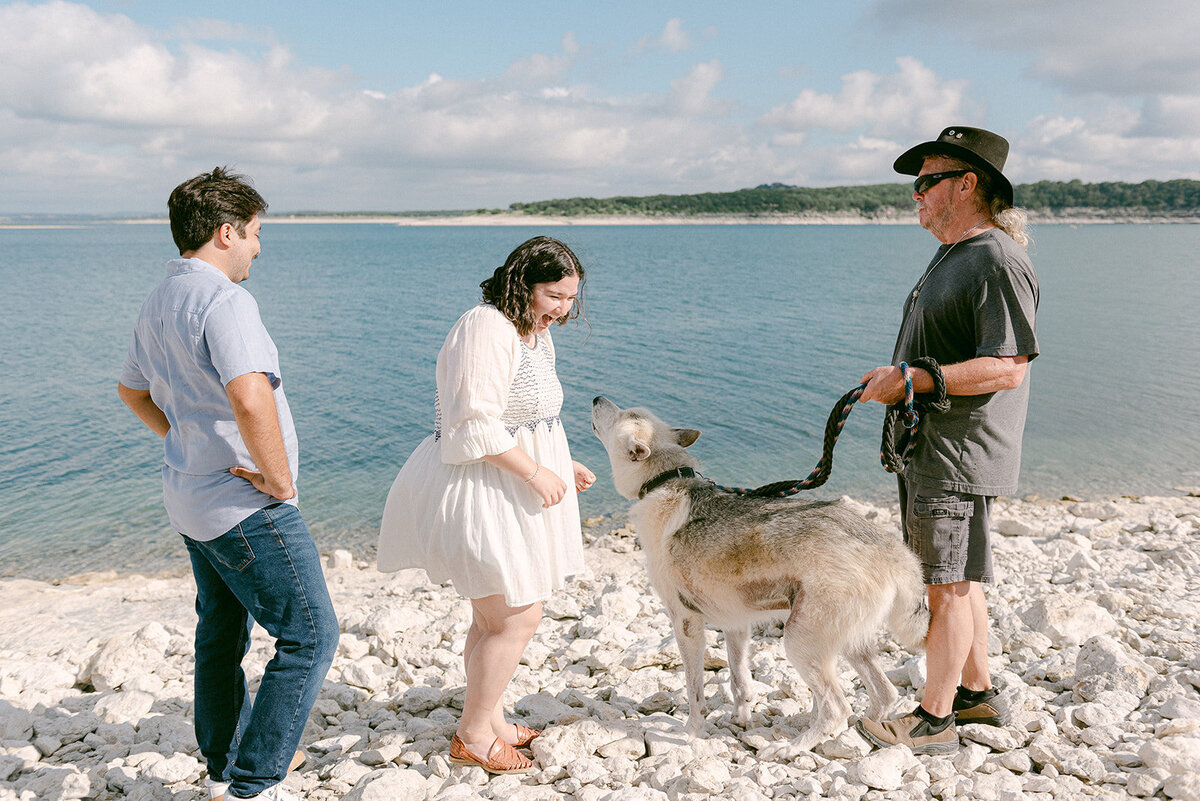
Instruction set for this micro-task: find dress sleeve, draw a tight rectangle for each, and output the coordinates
[436,306,522,464]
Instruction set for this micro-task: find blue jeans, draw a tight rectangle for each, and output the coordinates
[184,503,338,798]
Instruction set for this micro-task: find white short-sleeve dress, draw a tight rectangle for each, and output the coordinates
[377,304,584,606]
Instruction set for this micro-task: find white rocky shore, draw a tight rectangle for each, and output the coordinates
[2,493,1199,801]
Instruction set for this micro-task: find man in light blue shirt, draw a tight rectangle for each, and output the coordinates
[119,168,337,801]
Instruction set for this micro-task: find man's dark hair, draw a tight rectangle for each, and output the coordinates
[168,167,267,255]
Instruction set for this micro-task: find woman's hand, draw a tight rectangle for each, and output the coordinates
[527,465,568,508]
[572,461,595,493]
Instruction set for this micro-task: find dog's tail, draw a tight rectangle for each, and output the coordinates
[887,549,930,652]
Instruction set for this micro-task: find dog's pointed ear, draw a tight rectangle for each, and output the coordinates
[628,438,652,461]
[673,428,701,448]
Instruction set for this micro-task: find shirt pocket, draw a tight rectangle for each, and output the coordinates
[910,496,975,569]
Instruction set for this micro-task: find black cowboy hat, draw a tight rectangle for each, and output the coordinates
[894,126,1013,206]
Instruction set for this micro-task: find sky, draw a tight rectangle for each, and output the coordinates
[2,0,1200,214]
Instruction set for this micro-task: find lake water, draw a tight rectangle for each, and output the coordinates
[1,222,1197,579]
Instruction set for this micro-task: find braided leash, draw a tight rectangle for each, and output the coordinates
[716,357,948,497]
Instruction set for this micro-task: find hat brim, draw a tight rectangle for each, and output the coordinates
[894,142,1013,206]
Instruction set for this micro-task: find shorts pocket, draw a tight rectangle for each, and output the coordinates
[197,525,257,572]
[910,495,974,571]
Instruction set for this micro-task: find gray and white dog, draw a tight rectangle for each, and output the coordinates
[591,396,930,752]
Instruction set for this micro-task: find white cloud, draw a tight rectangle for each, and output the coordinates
[761,58,973,139]
[637,18,693,53]
[0,1,336,136]
[0,2,788,211]
[1018,113,1200,182]
[868,0,1200,95]
[658,18,691,52]
[863,0,1200,181]
[668,60,727,115]
[3,0,1198,213]
[505,32,583,85]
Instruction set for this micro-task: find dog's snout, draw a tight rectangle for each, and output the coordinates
[593,396,605,406]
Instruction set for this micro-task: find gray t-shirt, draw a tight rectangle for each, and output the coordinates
[892,229,1039,496]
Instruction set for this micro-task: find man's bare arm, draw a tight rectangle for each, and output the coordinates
[118,382,170,438]
[859,355,1029,406]
[225,372,296,501]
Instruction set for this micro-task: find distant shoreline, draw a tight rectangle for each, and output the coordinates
[5,209,1200,229]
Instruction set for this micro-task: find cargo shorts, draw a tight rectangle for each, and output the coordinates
[898,477,994,585]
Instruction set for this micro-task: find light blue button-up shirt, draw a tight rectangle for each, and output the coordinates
[120,258,299,541]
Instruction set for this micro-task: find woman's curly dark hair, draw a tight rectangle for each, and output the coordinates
[480,236,585,337]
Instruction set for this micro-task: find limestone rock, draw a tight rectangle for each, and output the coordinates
[4,493,1200,801]
[1164,771,1200,800]
[530,719,633,766]
[93,690,156,725]
[1074,636,1153,700]
[816,726,872,760]
[343,767,430,800]
[82,622,172,691]
[1024,595,1117,648]
[1159,695,1200,720]
[1070,501,1121,520]
[341,656,391,693]
[0,701,34,740]
[1140,735,1200,775]
[141,753,200,784]
[995,517,1041,537]
[850,746,917,790]
[20,765,92,800]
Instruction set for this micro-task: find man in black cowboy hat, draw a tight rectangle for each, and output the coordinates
[854,126,1040,754]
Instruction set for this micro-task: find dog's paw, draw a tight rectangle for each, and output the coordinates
[755,740,812,763]
[792,730,825,753]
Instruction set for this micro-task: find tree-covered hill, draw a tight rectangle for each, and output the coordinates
[507,179,1200,216]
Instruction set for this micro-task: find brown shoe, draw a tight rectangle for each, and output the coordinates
[954,688,1011,727]
[512,723,542,749]
[288,749,307,772]
[856,711,959,755]
[449,734,534,775]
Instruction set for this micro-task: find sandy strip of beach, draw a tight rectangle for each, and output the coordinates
[27,209,1199,228]
[2,493,1199,800]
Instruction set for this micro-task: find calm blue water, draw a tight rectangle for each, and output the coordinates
[1,223,1197,579]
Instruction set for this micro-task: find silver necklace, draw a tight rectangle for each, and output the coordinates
[910,219,990,302]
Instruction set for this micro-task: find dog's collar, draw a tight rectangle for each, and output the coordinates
[637,466,698,499]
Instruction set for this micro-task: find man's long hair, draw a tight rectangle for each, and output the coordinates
[937,156,1031,248]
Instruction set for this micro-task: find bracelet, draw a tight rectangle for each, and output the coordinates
[523,465,540,483]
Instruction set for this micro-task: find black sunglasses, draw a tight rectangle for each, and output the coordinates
[913,170,970,195]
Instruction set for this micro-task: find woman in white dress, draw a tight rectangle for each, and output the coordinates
[377,236,594,774]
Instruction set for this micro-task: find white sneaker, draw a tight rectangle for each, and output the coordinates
[212,750,305,800]
[229,784,301,800]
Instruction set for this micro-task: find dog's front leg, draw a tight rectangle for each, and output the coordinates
[724,627,753,727]
[672,613,708,737]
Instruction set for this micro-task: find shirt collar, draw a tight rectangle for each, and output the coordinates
[166,257,229,280]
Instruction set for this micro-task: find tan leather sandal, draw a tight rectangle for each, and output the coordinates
[449,734,534,775]
[513,723,542,749]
